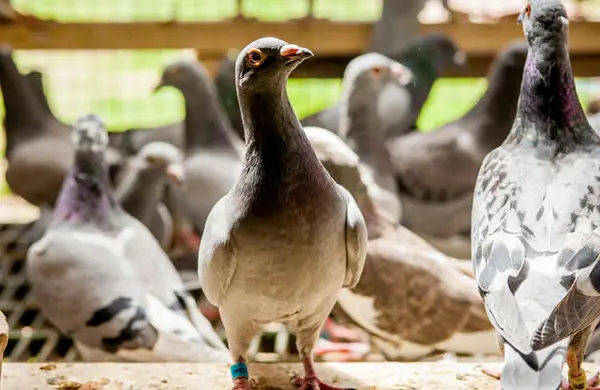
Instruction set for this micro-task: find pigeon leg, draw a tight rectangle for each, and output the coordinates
[562,328,600,390]
[221,310,261,390]
[292,321,356,390]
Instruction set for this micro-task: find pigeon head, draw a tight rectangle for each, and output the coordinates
[154,60,210,93]
[518,0,569,44]
[71,113,109,153]
[235,37,313,90]
[343,53,413,95]
[136,141,185,184]
[421,34,467,70]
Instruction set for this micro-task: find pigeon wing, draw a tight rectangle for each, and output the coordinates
[197,196,239,306]
[337,184,368,288]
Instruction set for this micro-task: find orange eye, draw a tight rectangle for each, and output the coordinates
[247,49,265,67]
[525,3,531,17]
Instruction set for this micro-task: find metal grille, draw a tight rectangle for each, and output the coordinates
[0,220,300,363]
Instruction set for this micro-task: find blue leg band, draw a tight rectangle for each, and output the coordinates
[231,362,249,379]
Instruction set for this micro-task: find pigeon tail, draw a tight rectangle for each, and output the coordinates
[500,338,567,390]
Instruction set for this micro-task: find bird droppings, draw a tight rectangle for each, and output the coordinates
[40,362,58,371]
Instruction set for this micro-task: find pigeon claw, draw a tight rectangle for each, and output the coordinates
[232,377,255,390]
[561,371,600,389]
[291,375,355,390]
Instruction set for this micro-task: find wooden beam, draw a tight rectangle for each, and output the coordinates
[3,18,600,55]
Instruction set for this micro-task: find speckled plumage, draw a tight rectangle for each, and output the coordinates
[472,2,600,389]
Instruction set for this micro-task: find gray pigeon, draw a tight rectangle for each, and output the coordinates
[338,52,412,224]
[304,126,497,361]
[114,141,184,250]
[155,60,244,236]
[26,114,229,363]
[198,38,368,390]
[472,2,600,389]
[388,40,528,240]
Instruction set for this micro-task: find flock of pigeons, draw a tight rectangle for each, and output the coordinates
[3,0,600,389]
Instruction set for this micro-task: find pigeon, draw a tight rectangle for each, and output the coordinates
[198,38,368,390]
[304,126,497,361]
[26,114,229,363]
[0,45,72,207]
[300,34,466,137]
[114,141,185,250]
[338,53,412,224]
[388,40,528,240]
[472,2,600,389]
[154,60,244,236]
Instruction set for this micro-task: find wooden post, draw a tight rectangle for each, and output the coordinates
[0,310,8,385]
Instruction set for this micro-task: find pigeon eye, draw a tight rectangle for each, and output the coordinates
[146,156,159,165]
[247,49,265,67]
[370,66,383,77]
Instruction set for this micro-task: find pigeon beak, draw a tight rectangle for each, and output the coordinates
[166,163,185,184]
[280,44,314,64]
[391,64,413,86]
[153,79,166,94]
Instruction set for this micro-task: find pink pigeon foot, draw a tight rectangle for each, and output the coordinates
[232,378,255,390]
[291,356,355,390]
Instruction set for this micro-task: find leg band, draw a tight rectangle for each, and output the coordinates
[231,362,249,379]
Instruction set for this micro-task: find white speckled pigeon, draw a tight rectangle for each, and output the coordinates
[26,114,229,363]
[472,1,600,389]
[198,38,368,390]
[338,53,412,224]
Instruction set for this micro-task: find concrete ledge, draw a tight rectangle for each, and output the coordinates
[0,361,510,389]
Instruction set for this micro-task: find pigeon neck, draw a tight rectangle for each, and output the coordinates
[53,151,120,225]
[340,86,395,182]
[115,166,166,226]
[507,38,595,144]
[179,79,239,153]
[0,54,49,154]
[236,80,330,208]
[469,51,524,145]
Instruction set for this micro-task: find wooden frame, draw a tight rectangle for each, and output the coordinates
[3,18,600,77]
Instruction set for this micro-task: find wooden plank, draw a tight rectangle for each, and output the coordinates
[2,362,510,389]
[3,18,600,55]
